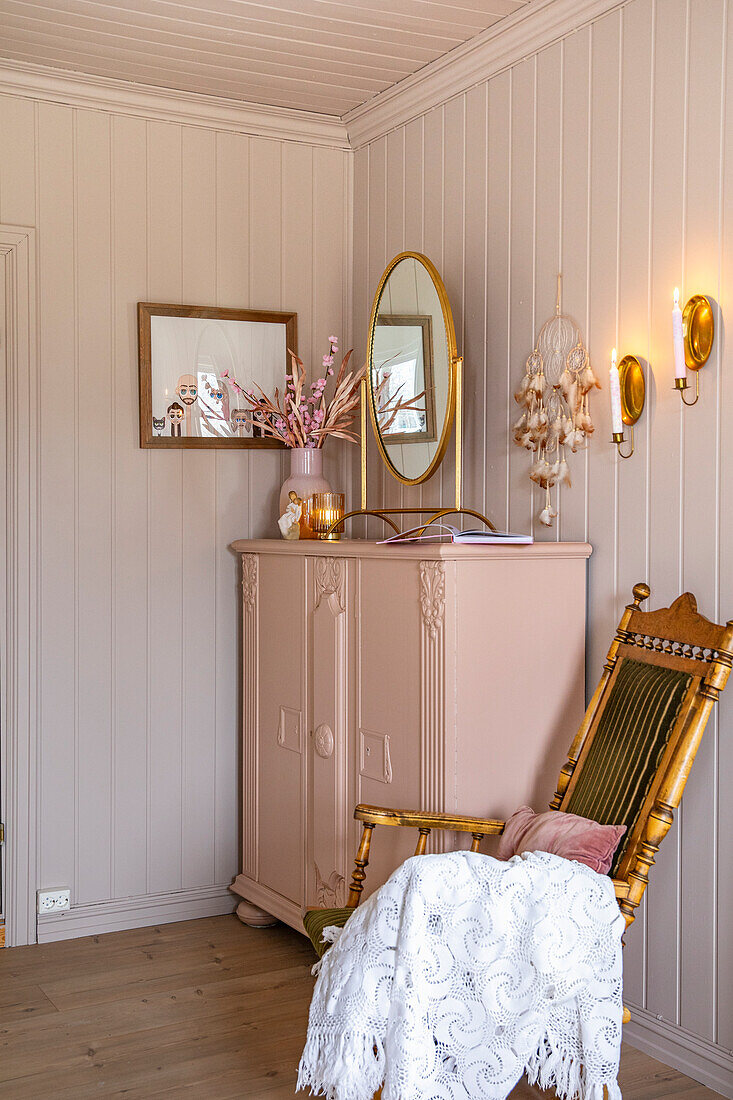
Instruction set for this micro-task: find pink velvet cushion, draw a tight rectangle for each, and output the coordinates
[496,806,626,875]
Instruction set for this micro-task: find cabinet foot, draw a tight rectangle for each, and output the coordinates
[236,899,278,928]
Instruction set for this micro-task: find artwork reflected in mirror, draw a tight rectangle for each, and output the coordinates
[367,253,455,484]
[372,315,435,444]
[138,304,296,448]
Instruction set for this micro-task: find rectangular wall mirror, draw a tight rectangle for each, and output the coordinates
[138,303,296,448]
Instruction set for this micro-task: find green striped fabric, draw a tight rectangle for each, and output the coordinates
[303,906,355,958]
[566,657,692,877]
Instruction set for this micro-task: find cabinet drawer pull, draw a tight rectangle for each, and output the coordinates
[313,723,335,759]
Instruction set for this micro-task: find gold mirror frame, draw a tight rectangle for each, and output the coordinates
[366,251,459,488]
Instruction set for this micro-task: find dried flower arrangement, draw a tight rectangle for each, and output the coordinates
[513,283,599,527]
[224,336,428,450]
[222,337,364,449]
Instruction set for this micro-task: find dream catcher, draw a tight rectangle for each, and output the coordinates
[513,277,599,527]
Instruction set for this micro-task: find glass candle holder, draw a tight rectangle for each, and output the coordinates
[305,492,345,541]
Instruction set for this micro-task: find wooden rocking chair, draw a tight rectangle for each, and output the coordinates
[303,582,733,1034]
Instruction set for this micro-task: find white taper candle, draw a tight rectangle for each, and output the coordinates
[672,287,686,380]
[609,348,624,435]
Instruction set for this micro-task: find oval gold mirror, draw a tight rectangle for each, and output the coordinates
[367,252,458,485]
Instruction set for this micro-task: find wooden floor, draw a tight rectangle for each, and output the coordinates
[0,914,722,1098]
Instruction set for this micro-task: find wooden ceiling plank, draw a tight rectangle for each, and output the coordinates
[0,45,363,112]
[0,0,537,116]
[293,0,526,12]
[1,1,414,81]
[0,14,390,93]
[193,0,492,35]
[0,30,378,100]
[0,0,464,52]
[0,9,434,68]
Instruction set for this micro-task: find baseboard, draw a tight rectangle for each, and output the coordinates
[625,1004,733,1099]
[36,884,235,943]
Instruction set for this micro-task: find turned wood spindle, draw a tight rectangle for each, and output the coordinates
[414,828,431,856]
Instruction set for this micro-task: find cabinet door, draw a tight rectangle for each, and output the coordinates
[254,553,306,907]
[356,557,423,894]
[307,557,351,910]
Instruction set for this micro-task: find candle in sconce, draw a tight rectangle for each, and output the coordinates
[609,348,624,436]
[672,287,686,380]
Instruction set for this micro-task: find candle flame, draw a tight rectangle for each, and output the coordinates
[674,287,680,307]
[611,348,617,368]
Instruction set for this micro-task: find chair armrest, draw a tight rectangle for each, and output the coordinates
[354,803,505,835]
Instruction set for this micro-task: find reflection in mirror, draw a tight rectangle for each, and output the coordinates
[368,254,454,484]
[373,316,435,443]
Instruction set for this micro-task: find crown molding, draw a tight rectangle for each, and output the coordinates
[0,59,350,150]
[344,0,626,148]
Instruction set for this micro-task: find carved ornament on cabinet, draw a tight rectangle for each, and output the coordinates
[241,554,258,607]
[419,560,445,639]
[315,863,346,908]
[314,557,346,614]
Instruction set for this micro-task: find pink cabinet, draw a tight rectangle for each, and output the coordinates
[230,539,592,934]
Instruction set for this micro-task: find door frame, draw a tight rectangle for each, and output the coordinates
[1,225,39,946]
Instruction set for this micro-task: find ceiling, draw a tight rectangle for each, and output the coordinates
[0,0,532,117]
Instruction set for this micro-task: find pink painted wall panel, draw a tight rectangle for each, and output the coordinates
[350,0,733,1071]
[0,87,350,939]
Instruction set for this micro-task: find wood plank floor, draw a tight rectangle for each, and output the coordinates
[0,914,722,1098]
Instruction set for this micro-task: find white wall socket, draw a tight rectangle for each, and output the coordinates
[37,888,71,914]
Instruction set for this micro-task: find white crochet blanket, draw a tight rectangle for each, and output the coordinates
[298,850,624,1100]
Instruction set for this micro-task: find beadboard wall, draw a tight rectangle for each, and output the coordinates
[0,89,350,943]
[352,0,733,1091]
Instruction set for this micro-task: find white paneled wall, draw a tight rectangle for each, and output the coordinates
[352,0,733,1087]
[0,91,350,940]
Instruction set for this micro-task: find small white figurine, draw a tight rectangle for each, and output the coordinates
[278,490,302,540]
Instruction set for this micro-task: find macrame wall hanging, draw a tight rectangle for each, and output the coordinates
[513,276,600,527]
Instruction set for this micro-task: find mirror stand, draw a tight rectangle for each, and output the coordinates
[325,364,496,538]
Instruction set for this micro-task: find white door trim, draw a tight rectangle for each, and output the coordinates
[1,224,39,946]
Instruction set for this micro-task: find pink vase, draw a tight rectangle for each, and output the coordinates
[279,447,332,516]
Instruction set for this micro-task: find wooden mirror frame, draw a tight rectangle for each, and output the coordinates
[138,302,296,449]
[366,252,459,486]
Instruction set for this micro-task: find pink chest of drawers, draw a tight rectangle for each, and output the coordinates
[230,539,592,933]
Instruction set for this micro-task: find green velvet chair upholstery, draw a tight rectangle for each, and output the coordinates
[302,585,733,966]
[303,906,355,958]
[564,657,692,876]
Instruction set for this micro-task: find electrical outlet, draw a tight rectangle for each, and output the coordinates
[37,889,71,914]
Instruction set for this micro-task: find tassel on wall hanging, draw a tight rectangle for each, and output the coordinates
[513,276,599,528]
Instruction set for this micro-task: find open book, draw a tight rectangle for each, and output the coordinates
[378,523,533,545]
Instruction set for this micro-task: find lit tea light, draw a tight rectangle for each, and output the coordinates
[306,493,345,541]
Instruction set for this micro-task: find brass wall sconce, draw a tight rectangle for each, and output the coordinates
[673,291,714,407]
[611,354,645,459]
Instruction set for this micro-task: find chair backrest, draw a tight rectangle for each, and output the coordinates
[550,583,733,926]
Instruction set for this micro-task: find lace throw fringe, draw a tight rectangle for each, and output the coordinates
[297,1031,385,1100]
[525,1033,622,1100]
[310,925,346,978]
